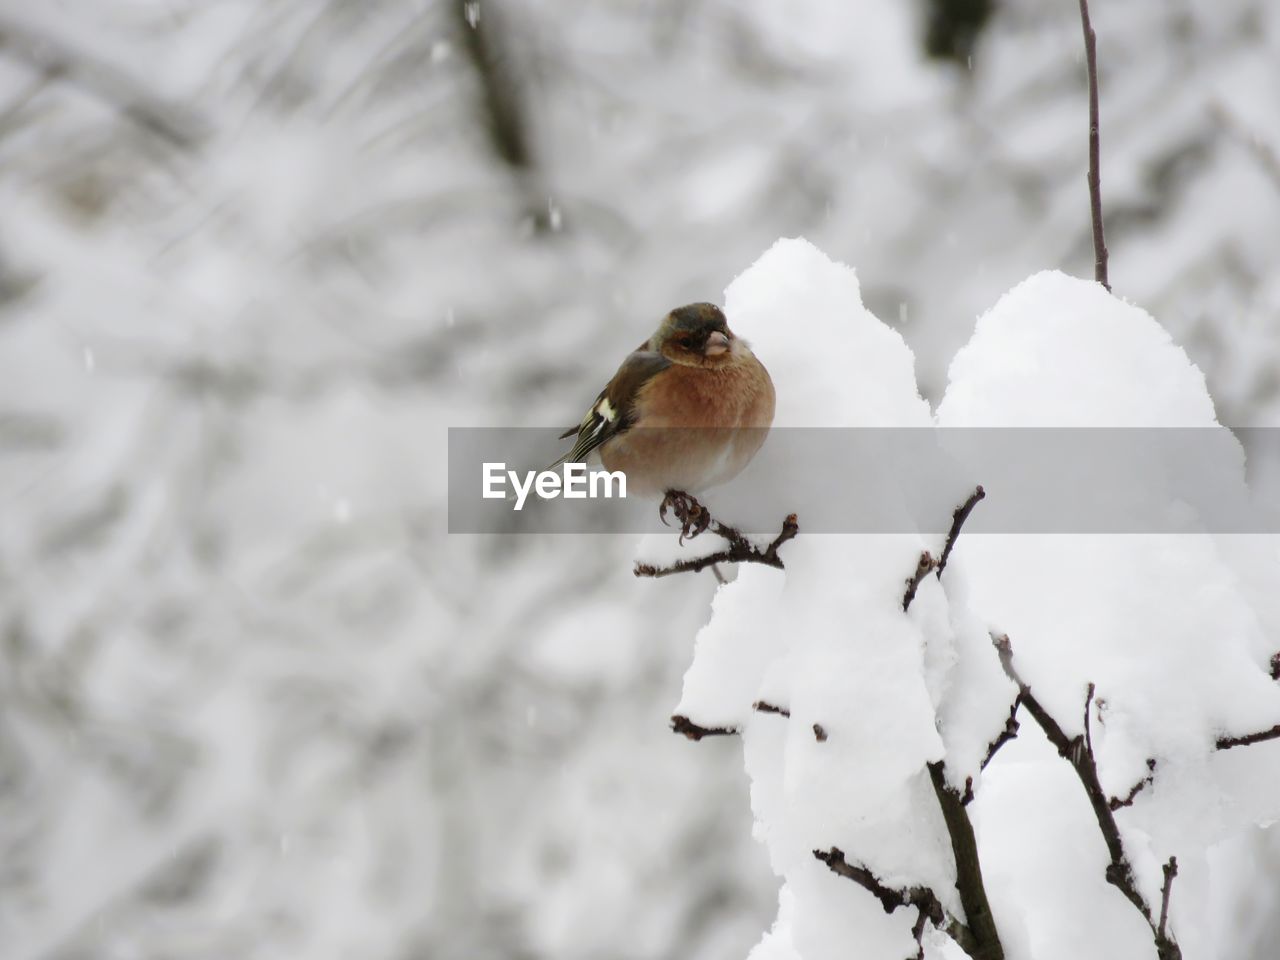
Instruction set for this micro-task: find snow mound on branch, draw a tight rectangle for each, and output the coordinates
[940,270,1217,427]
[938,270,1280,960]
[724,237,931,428]
[674,239,1011,960]
[676,260,1280,960]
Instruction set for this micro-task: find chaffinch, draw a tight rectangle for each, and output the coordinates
[553,303,775,510]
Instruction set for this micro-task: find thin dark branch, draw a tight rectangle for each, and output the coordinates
[964,697,1023,805]
[1158,857,1178,944]
[902,551,937,612]
[911,906,929,960]
[981,698,1022,772]
[814,847,935,916]
[1215,724,1280,750]
[1109,759,1156,811]
[670,715,738,741]
[927,763,1005,960]
[993,634,1182,959]
[813,847,977,955]
[993,636,1144,912]
[1084,682,1096,758]
[936,485,986,579]
[752,700,790,718]
[1076,0,1110,290]
[635,513,798,579]
[905,486,987,611]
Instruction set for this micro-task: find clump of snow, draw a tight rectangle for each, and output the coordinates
[725,238,932,429]
[674,254,1280,960]
[672,239,1015,958]
[939,271,1218,427]
[937,270,1280,959]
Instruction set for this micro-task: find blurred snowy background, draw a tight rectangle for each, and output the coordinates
[1,1,1279,958]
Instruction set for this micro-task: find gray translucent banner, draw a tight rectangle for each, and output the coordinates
[448,427,1280,534]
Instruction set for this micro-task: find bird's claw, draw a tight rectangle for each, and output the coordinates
[660,490,711,543]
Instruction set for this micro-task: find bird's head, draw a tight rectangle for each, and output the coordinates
[651,303,737,367]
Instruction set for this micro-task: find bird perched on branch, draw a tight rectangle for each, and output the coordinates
[552,303,774,536]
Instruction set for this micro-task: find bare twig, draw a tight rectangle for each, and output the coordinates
[635,513,799,579]
[963,697,1023,805]
[670,715,738,741]
[994,636,1144,911]
[894,503,1004,958]
[981,698,1022,772]
[992,634,1182,959]
[1158,857,1178,945]
[1109,759,1156,811]
[1098,707,1280,801]
[911,906,930,960]
[752,700,790,717]
[904,486,986,611]
[1076,0,1109,290]
[1084,682,1096,757]
[902,551,938,612]
[936,485,986,578]
[927,762,1005,960]
[1215,724,1280,751]
[814,847,977,954]
[1108,714,1280,810]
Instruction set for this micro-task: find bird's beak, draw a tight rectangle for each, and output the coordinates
[704,331,731,356]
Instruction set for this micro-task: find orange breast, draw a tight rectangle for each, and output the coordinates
[600,350,774,496]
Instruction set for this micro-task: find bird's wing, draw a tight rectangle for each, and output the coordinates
[551,350,670,467]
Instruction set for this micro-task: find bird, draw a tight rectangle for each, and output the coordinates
[552,302,774,536]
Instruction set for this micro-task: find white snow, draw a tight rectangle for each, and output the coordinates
[936,272,1280,959]
[672,240,1015,958]
[674,250,1280,960]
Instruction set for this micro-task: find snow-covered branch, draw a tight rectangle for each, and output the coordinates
[993,633,1183,960]
[662,244,1280,960]
[1158,857,1179,949]
[925,761,1004,960]
[936,485,986,578]
[1214,724,1280,750]
[901,551,938,612]
[814,755,1007,960]
[961,698,1022,805]
[814,846,965,959]
[1107,759,1156,811]
[902,485,985,611]
[634,510,799,579]
[669,715,738,741]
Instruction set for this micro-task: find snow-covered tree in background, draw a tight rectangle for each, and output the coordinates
[667,239,1280,960]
